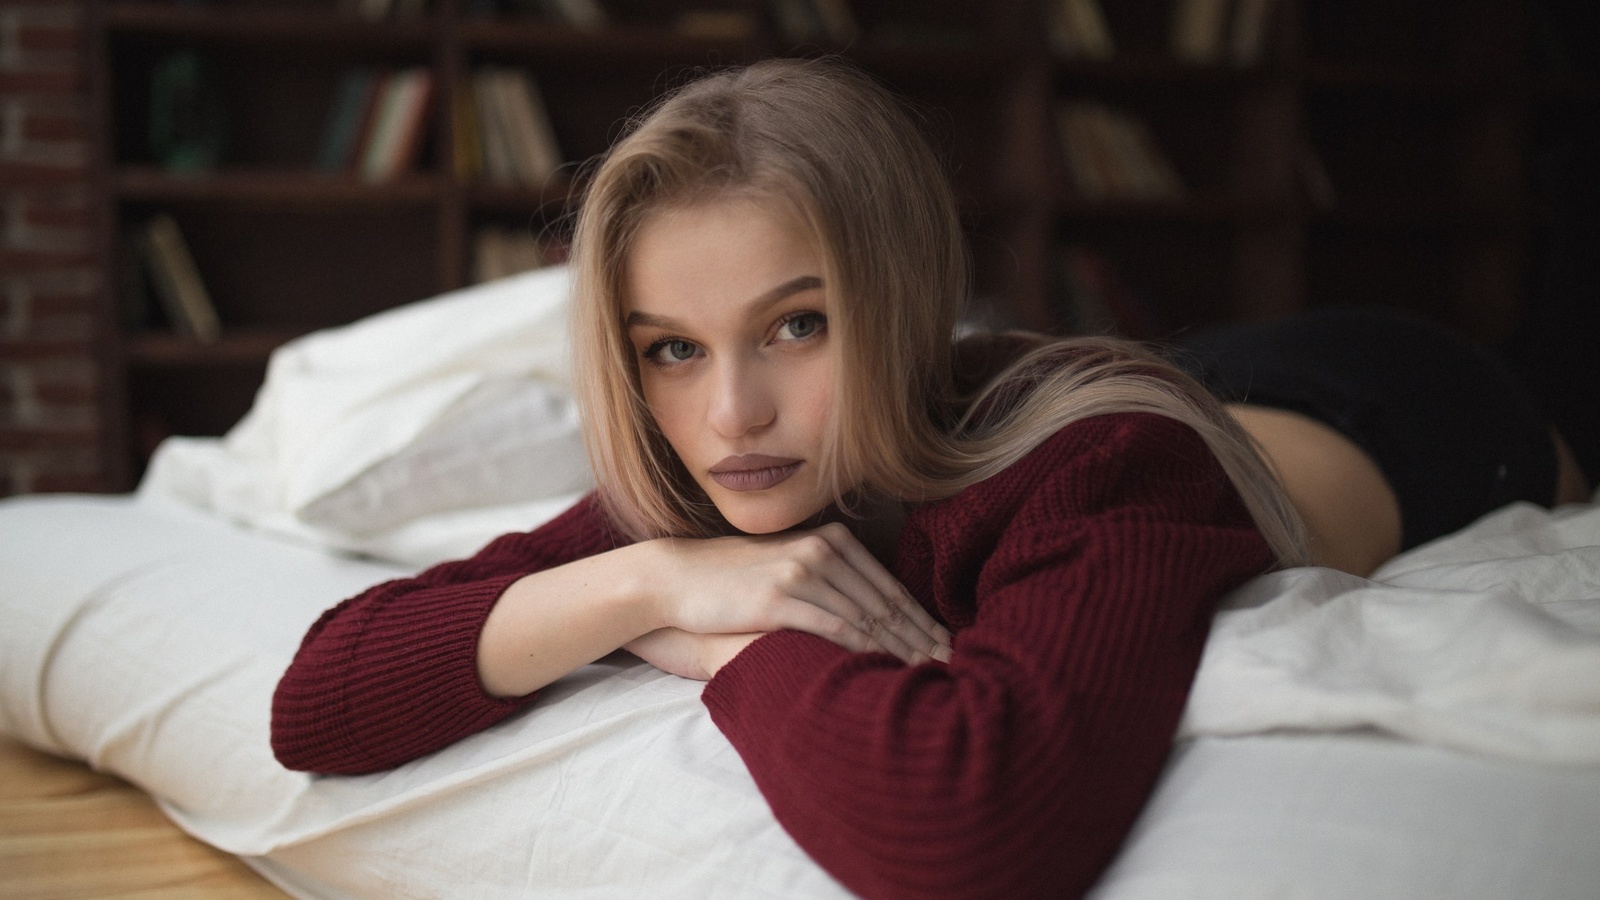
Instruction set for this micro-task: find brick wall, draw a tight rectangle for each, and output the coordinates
[0,0,104,497]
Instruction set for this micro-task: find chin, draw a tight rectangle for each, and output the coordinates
[721,509,808,535]
[714,496,823,535]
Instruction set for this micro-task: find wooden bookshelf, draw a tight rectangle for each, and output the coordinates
[87,0,1595,489]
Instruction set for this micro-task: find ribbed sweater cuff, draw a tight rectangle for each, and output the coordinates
[702,629,846,728]
[273,572,533,773]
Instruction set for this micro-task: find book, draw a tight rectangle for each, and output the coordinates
[768,0,829,42]
[1057,101,1185,201]
[1050,0,1114,60]
[358,68,435,182]
[473,67,563,186]
[452,76,484,181]
[143,214,221,343]
[674,10,758,40]
[472,226,561,283]
[809,0,860,42]
[473,71,517,183]
[1171,0,1230,64]
[316,68,378,173]
[1228,0,1276,65]
[1297,140,1337,209]
[544,0,606,30]
[500,69,564,184]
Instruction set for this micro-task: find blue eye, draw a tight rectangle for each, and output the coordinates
[643,338,698,366]
[776,312,826,342]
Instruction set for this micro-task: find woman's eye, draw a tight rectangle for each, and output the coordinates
[776,313,826,342]
[644,338,698,365]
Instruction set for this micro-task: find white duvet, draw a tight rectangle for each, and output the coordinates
[3,268,1598,897]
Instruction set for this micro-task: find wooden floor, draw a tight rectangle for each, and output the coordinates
[0,736,287,899]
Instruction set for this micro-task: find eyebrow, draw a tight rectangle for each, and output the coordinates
[625,275,823,330]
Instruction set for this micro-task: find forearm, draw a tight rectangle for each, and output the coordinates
[476,541,663,697]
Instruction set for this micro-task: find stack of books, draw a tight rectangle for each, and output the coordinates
[472,227,567,283]
[1049,0,1114,60]
[1170,0,1277,65]
[1056,101,1185,201]
[316,67,436,182]
[767,0,859,43]
[458,67,564,186]
[340,0,432,21]
[478,0,608,30]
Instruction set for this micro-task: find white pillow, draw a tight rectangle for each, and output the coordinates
[138,265,594,564]
[297,376,592,535]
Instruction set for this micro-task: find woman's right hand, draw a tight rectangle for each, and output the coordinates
[642,522,953,666]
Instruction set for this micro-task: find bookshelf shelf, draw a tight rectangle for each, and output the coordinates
[84,0,1586,489]
[1054,55,1279,88]
[465,179,577,212]
[114,167,444,207]
[461,20,751,64]
[1055,195,1286,223]
[125,329,308,368]
[106,4,437,47]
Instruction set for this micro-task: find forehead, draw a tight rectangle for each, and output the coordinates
[623,195,822,313]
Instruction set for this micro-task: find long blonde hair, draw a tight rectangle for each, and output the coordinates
[570,58,1307,566]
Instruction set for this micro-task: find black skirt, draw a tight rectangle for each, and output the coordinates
[1166,308,1558,550]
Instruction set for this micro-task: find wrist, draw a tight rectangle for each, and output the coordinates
[705,632,763,678]
[618,538,673,634]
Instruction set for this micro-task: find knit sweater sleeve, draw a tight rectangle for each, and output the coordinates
[701,413,1274,900]
[270,493,623,775]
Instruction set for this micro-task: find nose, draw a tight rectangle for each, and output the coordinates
[707,356,775,438]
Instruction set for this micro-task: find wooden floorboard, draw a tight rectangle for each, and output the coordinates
[0,735,287,899]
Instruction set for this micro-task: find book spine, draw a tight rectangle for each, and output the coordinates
[473,69,516,183]
[387,69,436,179]
[144,214,221,343]
[1171,0,1230,64]
[316,69,374,173]
[500,70,563,186]
[1058,0,1114,59]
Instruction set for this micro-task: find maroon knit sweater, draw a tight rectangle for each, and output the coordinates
[271,412,1272,899]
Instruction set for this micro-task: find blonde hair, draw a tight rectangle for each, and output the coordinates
[570,58,1307,566]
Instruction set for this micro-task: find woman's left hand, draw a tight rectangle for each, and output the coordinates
[625,628,763,681]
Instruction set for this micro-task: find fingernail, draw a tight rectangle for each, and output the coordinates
[932,644,952,663]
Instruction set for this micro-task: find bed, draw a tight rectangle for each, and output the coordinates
[3,267,1599,899]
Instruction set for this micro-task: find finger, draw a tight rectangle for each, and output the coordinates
[811,525,954,653]
[769,596,896,657]
[796,562,933,664]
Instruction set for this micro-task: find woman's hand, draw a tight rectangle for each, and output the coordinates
[624,629,762,681]
[643,522,953,666]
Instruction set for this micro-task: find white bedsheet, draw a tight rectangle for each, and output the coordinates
[3,491,1600,898]
[1181,498,1600,764]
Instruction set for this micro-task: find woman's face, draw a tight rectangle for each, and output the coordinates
[625,195,838,534]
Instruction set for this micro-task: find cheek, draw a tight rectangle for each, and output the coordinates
[640,376,696,456]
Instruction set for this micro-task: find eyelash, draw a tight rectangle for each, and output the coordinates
[640,311,827,370]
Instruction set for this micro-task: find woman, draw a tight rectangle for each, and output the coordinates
[271,59,1583,898]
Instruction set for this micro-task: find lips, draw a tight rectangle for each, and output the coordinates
[709,455,802,492]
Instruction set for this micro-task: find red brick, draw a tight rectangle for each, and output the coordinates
[0,426,98,451]
[0,336,95,358]
[0,247,94,270]
[0,160,88,187]
[33,378,96,404]
[23,290,98,315]
[15,190,93,222]
[15,22,83,55]
[32,472,106,493]
[0,70,83,95]
[21,110,87,143]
